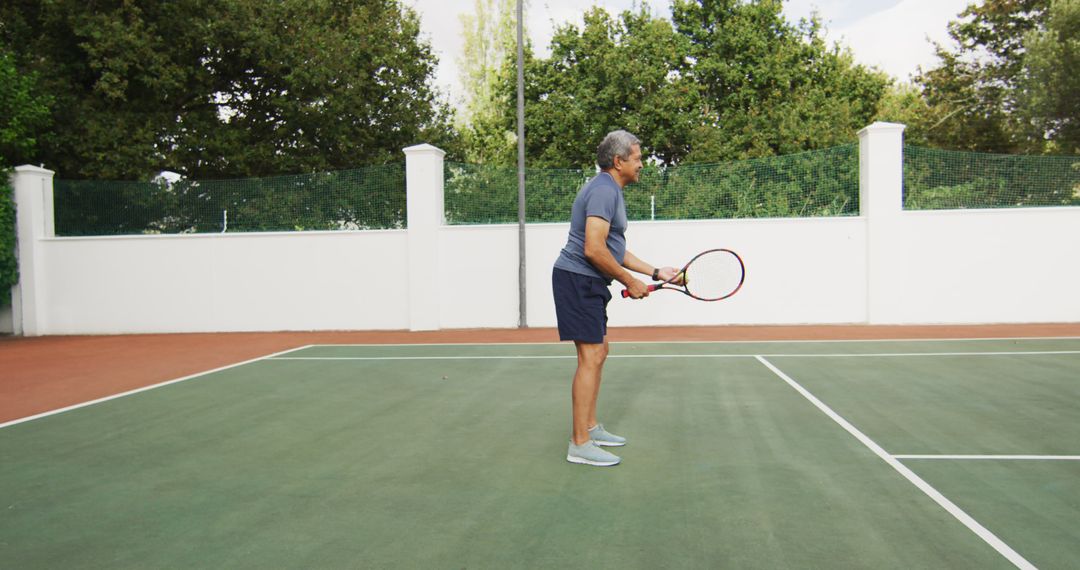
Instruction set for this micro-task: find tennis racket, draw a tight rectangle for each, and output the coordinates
[621,249,745,301]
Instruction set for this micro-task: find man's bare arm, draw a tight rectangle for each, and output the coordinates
[583,216,649,298]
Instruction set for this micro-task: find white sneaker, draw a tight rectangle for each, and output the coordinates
[567,440,621,467]
[589,423,626,447]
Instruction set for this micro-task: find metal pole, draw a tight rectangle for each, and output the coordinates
[516,0,527,328]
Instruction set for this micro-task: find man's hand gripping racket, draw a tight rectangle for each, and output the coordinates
[622,249,745,301]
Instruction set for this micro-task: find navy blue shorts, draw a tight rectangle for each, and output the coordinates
[552,267,612,344]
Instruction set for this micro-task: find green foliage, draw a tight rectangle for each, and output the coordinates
[484,7,704,168]
[904,145,1080,209]
[444,144,859,224]
[0,50,52,167]
[458,0,519,121]
[53,164,406,235]
[1,47,53,306]
[1018,0,1080,153]
[52,144,1078,235]
[914,0,1068,153]
[457,0,523,163]
[640,145,860,219]
[1,0,454,180]
[673,0,888,161]
[0,173,14,307]
[445,162,586,223]
[471,1,888,169]
[872,83,933,146]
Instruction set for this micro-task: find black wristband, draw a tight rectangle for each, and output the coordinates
[651,268,660,281]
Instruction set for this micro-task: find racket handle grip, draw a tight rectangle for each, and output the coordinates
[621,284,659,298]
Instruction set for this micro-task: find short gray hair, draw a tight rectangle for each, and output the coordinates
[596,130,641,170]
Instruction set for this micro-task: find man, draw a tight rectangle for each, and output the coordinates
[552,130,682,467]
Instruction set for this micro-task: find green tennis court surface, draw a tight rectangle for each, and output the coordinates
[2,339,1078,568]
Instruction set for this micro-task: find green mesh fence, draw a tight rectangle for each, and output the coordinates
[445,144,859,224]
[444,163,587,224]
[904,146,1080,210]
[60,144,1078,235]
[54,163,406,236]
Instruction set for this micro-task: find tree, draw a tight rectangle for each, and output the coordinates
[872,82,933,146]
[457,0,522,163]
[442,0,891,223]
[1,48,53,305]
[914,0,1052,152]
[672,0,889,161]
[0,50,52,168]
[0,174,13,306]
[478,1,889,169]
[904,1,1079,210]
[1,0,455,180]
[467,7,699,168]
[1017,0,1080,153]
[485,6,702,168]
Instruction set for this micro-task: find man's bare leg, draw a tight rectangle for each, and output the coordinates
[587,339,609,429]
[571,340,608,445]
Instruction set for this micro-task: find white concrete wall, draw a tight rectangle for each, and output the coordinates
[8,122,1079,335]
[439,225,521,329]
[36,231,409,334]
[9,165,55,335]
[521,217,868,328]
[405,144,446,331]
[871,207,1080,324]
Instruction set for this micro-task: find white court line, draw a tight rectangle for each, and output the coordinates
[269,350,1080,361]
[755,356,1035,570]
[895,455,1080,461]
[763,350,1080,358]
[17,345,1069,427]
[309,336,1080,347]
[273,355,577,361]
[0,345,315,430]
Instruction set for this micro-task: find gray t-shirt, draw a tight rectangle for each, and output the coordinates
[553,172,627,281]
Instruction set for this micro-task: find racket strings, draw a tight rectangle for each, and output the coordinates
[686,252,743,300]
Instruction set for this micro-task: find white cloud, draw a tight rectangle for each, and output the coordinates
[826,0,971,81]
[401,0,471,104]
[784,0,904,29]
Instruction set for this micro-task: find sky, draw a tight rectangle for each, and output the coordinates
[403,0,975,106]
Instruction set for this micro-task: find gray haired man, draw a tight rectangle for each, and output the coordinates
[551,130,683,466]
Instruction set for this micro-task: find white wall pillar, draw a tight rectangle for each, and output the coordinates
[9,165,56,336]
[858,122,906,324]
[403,144,445,331]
